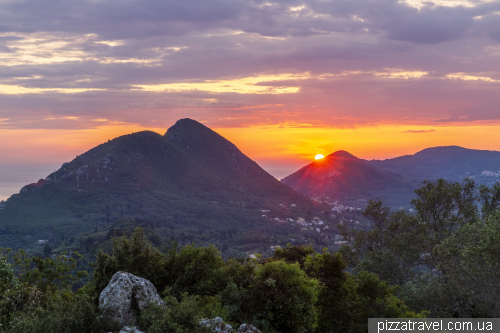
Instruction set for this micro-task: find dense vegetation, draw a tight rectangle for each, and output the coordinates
[339,178,500,317]
[2,178,500,332]
[0,119,324,257]
[1,229,423,333]
[368,146,500,188]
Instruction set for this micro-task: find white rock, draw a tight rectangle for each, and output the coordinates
[99,272,166,327]
[237,324,261,333]
[119,326,144,333]
[200,317,233,333]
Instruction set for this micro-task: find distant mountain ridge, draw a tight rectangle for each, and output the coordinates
[281,150,415,207]
[0,119,318,251]
[367,146,500,186]
[282,146,500,207]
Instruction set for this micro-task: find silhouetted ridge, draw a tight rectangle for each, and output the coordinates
[0,118,319,252]
[282,149,414,206]
[328,150,357,158]
[368,146,500,186]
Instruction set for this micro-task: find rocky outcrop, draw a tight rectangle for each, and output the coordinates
[200,317,233,333]
[118,326,144,333]
[237,324,261,333]
[99,272,166,327]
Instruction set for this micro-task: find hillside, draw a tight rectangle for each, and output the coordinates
[281,151,416,207]
[0,119,321,255]
[367,146,500,186]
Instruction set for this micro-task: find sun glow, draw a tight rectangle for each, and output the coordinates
[315,154,325,160]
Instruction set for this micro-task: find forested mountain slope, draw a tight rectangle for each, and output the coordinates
[367,146,500,186]
[0,119,318,252]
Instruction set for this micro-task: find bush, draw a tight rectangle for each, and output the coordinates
[165,243,227,298]
[1,293,113,333]
[93,228,166,293]
[0,253,18,295]
[138,289,210,333]
[3,229,423,333]
[222,259,320,333]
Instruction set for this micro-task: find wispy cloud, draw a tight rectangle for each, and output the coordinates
[403,129,436,133]
[0,0,499,130]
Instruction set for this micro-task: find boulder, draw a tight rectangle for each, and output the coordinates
[200,317,233,333]
[99,271,165,326]
[237,324,261,333]
[119,327,144,333]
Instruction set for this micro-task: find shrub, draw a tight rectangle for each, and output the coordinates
[0,253,18,295]
[93,228,166,293]
[165,243,227,298]
[223,259,320,333]
[138,289,210,333]
[1,293,113,333]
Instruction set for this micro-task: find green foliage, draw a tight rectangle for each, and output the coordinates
[431,210,500,316]
[93,228,228,298]
[479,182,500,218]
[138,289,210,333]
[198,295,231,322]
[3,226,422,333]
[0,252,18,295]
[344,272,426,333]
[252,260,319,333]
[341,178,500,318]
[222,259,320,333]
[11,249,87,293]
[0,293,113,333]
[304,249,349,333]
[93,228,166,293]
[272,244,316,269]
[165,243,227,298]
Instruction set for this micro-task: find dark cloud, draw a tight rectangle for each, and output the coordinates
[384,7,473,44]
[0,0,495,41]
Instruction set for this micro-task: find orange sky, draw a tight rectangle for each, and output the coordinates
[2,122,500,201]
[3,123,500,170]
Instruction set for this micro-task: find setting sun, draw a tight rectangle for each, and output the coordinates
[315,154,325,160]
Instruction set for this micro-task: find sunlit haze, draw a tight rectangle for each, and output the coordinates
[1,0,500,200]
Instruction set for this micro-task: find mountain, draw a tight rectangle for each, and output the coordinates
[281,151,416,207]
[0,119,320,253]
[367,146,500,186]
[281,146,500,210]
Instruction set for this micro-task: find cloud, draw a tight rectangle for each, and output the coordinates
[404,129,435,133]
[0,0,499,131]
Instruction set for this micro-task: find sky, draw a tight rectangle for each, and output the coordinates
[1,0,500,200]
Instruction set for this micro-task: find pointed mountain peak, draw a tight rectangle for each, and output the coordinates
[164,118,211,136]
[328,150,357,158]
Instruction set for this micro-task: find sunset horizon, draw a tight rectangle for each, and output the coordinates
[2,0,500,201]
[2,118,500,201]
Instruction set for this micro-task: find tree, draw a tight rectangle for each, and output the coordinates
[0,252,19,295]
[339,179,500,317]
[43,243,52,256]
[226,260,320,333]
[12,249,87,293]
